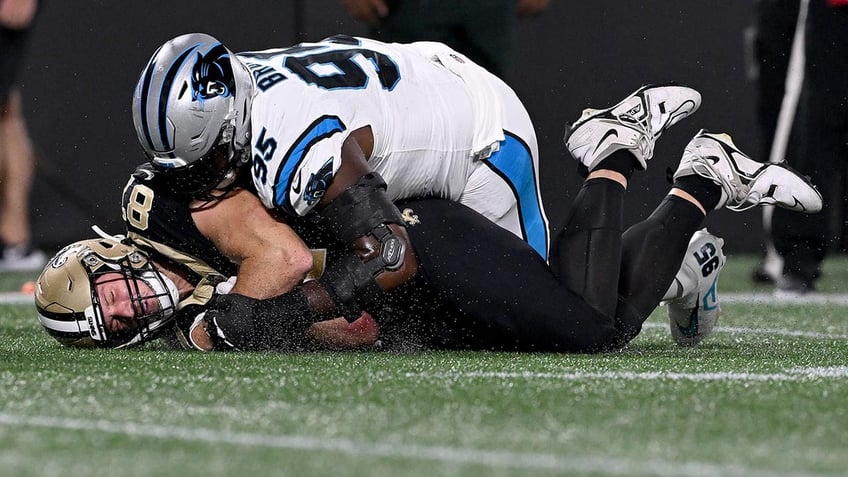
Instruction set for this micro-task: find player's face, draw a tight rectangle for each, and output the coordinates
[94,273,162,332]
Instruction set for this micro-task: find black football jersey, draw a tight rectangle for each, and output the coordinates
[122,164,238,280]
[120,164,338,349]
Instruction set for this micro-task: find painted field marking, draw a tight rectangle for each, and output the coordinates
[0,292,31,304]
[0,412,824,477]
[403,366,848,382]
[723,292,848,305]
[642,322,848,341]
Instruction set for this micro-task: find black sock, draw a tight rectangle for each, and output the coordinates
[673,175,722,211]
[594,150,636,180]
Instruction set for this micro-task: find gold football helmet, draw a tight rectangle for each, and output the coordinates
[35,237,178,348]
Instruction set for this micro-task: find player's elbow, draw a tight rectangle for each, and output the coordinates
[374,225,418,290]
[286,245,316,281]
[258,240,315,282]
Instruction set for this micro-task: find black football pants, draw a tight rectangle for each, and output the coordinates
[395,178,705,352]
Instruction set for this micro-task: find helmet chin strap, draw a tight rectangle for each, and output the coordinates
[205,143,250,198]
[91,224,125,241]
[215,169,238,191]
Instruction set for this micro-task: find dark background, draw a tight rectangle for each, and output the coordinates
[20,1,767,253]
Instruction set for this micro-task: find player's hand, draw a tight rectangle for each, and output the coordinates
[517,0,549,17]
[200,290,316,351]
[186,294,263,351]
[340,0,388,25]
[0,0,38,29]
[307,312,380,349]
[208,292,261,315]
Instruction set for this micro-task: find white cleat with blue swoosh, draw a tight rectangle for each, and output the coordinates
[662,228,726,346]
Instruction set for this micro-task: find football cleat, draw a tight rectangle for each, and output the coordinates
[673,130,823,213]
[662,228,726,346]
[564,84,701,171]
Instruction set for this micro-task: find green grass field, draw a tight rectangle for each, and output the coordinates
[1,256,846,476]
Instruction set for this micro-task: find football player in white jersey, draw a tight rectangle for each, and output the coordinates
[33,28,809,352]
[132,33,549,325]
[191,107,821,352]
[127,32,823,352]
[37,80,823,351]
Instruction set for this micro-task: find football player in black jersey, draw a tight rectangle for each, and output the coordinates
[35,161,383,351]
[38,135,821,352]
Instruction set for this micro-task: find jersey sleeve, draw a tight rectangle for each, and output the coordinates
[255,114,348,217]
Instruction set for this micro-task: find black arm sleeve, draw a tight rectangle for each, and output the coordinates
[313,172,409,319]
[316,172,404,241]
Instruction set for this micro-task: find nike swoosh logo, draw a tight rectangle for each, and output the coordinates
[716,141,758,177]
[667,99,698,124]
[763,187,807,212]
[676,305,700,338]
[592,129,619,155]
[291,171,303,194]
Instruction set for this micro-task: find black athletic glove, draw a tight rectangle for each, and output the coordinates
[202,289,317,351]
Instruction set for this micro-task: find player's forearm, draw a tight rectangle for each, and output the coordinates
[232,252,313,298]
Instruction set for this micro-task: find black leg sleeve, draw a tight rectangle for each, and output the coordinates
[618,195,705,327]
[549,178,625,318]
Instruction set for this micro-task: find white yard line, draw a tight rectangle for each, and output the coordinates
[722,292,848,305]
[0,292,31,304]
[0,412,825,477]
[642,322,848,340]
[403,366,848,382]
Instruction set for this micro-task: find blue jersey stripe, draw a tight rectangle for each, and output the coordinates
[484,133,549,259]
[273,116,347,211]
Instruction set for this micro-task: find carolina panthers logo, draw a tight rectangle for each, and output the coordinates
[303,157,335,206]
[190,45,236,101]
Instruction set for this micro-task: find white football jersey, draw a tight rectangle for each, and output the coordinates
[240,36,550,258]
